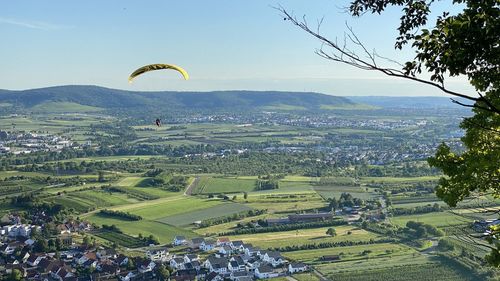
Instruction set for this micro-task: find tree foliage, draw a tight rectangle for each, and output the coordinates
[157,265,170,281]
[222,219,347,235]
[326,227,337,237]
[99,209,142,221]
[281,0,499,266]
[7,269,23,281]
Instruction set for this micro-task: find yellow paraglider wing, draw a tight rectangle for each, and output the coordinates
[128,64,189,83]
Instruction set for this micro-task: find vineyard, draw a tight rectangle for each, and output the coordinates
[94,230,147,248]
[323,262,481,281]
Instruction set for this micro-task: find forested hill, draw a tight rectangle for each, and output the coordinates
[0,85,358,112]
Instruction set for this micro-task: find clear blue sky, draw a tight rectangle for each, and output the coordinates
[0,0,472,96]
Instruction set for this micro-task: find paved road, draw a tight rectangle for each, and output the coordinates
[379,196,389,223]
[184,176,200,196]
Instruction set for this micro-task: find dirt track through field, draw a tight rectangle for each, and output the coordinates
[184,176,200,196]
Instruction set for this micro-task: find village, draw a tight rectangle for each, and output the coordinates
[0,192,387,281]
[0,220,309,281]
[0,130,77,155]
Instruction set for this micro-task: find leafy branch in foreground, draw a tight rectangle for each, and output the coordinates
[278,0,499,265]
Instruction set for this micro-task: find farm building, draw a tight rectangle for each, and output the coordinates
[146,247,169,262]
[174,236,187,246]
[190,237,205,249]
[288,213,333,223]
[265,218,291,226]
[201,240,216,251]
[321,255,341,261]
[266,212,334,226]
[289,262,308,273]
[254,264,280,279]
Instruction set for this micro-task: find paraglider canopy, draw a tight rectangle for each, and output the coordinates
[128,63,189,83]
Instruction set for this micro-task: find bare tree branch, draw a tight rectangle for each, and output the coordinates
[275,6,500,115]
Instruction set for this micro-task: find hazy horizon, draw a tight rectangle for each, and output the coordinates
[0,84,468,99]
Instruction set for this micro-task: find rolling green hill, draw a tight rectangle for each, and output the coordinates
[0,85,360,112]
[31,101,104,113]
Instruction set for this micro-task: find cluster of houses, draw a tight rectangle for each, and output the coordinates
[0,230,309,281]
[0,218,158,281]
[0,244,160,281]
[0,213,310,281]
[56,221,93,235]
[0,224,40,238]
[0,130,75,155]
[168,236,308,280]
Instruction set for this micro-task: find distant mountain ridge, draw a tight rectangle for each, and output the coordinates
[0,85,469,113]
[0,85,357,111]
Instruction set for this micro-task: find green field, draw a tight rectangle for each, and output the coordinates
[284,243,413,263]
[318,256,482,281]
[112,176,182,199]
[243,191,326,213]
[86,214,196,244]
[93,230,147,248]
[113,197,224,220]
[316,250,429,273]
[157,202,253,226]
[49,190,123,209]
[125,186,181,199]
[193,177,257,194]
[50,190,132,210]
[392,201,447,209]
[272,181,316,193]
[0,171,53,180]
[360,176,441,184]
[116,177,144,187]
[194,213,270,235]
[71,190,133,205]
[281,176,320,182]
[227,225,380,249]
[391,194,440,205]
[48,189,139,212]
[314,185,375,200]
[390,211,470,228]
[247,201,326,213]
[83,195,227,243]
[293,273,321,281]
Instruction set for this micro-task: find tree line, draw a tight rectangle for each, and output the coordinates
[391,203,443,216]
[199,209,266,228]
[99,209,142,221]
[221,219,347,235]
[272,238,396,252]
